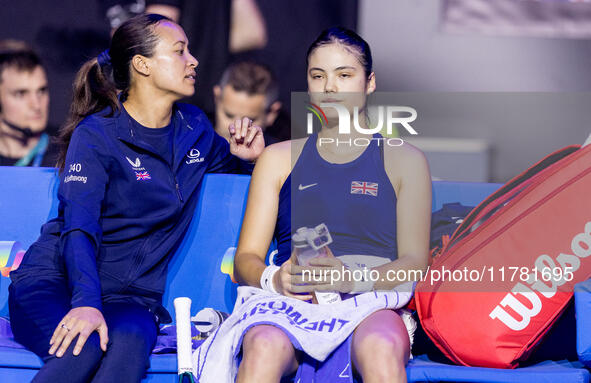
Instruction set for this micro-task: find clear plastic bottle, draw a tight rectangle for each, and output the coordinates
[292,224,342,304]
[191,308,229,337]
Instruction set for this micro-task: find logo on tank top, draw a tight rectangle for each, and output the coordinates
[298,183,318,191]
[350,181,378,197]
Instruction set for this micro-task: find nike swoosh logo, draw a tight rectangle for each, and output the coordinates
[298,183,318,191]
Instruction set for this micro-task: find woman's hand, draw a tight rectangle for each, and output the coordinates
[272,259,314,301]
[49,306,109,357]
[228,117,265,162]
[306,255,354,294]
[290,247,354,294]
[280,247,354,298]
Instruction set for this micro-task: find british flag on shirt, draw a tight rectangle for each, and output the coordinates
[350,181,378,197]
[135,171,151,181]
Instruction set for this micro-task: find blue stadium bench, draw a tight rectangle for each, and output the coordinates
[0,167,589,382]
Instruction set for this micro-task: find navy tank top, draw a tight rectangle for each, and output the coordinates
[273,134,398,266]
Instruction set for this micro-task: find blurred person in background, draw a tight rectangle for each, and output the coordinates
[100,0,267,115]
[213,61,283,145]
[145,0,267,116]
[0,40,57,167]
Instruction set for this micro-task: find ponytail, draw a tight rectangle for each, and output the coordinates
[56,13,170,170]
[56,58,118,169]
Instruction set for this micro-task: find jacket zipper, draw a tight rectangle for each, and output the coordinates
[171,110,184,204]
[119,110,187,286]
[175,182,183,202]
[128,115,185,204]
[172,171,184,203]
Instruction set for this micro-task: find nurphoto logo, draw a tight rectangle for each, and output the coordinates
[306,102,419,147]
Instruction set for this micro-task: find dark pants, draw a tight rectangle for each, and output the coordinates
[8,277,158,383]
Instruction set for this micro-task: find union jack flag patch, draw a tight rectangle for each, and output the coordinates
[135,171,151,181]
[351,181,378,196]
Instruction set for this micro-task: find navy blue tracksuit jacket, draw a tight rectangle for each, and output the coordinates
[10,102,251,323]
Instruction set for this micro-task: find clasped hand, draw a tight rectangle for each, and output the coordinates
[272,248,354,301]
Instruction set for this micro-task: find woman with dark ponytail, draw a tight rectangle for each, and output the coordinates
[8,13,263,382]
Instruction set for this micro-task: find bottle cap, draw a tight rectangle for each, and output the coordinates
[292,227,311,248]
[191,308,221,333]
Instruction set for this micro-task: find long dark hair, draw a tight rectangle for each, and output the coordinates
[306,27,373,78]
[57,13,170,168]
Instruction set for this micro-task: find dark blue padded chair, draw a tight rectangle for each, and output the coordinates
[0,167,589,382]
[576,278,591,369]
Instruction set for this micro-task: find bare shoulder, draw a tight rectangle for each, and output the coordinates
[253,140,294,188]
[289,137,307,160]
[385,140,427,167]
[278,137,307,168]
[383,140,430,191]
[259,140,293,166]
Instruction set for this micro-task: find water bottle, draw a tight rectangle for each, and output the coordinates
[292,224,342,304]
[190,308,229,337]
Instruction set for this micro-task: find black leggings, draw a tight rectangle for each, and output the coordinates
[8,277,158,383]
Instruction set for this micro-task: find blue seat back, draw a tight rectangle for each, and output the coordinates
[0,169,251,317]
[0,166,501,319]
[162,174,251,314]
[0,167,59,317]
[431,180,501,211]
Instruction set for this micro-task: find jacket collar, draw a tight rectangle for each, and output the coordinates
[115,102,204,171]
[171,108,204,171]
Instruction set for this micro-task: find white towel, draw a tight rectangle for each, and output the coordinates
[191,283,414,383]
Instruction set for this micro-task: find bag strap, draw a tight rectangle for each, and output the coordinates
[444,145,580,252]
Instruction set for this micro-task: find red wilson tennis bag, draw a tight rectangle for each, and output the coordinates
[415,144,591,368]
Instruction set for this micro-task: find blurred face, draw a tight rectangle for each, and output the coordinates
[145,21,198,99]
[0,66,49,132]
[307,43,375,122]
[213,85,276,141]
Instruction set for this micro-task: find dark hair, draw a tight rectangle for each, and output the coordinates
[218,61,278,108]
[0,41,45,115]
[0,40,44,82]
[306,27,373,78]
[56,13,171,169]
